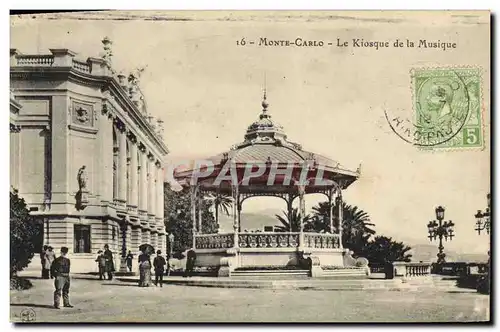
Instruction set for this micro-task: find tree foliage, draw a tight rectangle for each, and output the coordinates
[362,236,413,264]
[310,200,412,264]
[205,193,232,224]
[164,183,218,254]
[10,189,42,277]
[275,208,312,232]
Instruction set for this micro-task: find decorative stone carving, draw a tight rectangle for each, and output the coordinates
[70,100,95,129]
[77,165,88,191]
[75,165,89,210]
[75,106,90,124]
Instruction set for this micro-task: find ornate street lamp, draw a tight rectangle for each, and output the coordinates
[427,206,455,264]
[475,193,491,235]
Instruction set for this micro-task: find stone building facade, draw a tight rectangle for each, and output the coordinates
[10,48,169,272]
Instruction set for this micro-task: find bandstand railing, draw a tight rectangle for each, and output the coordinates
[303,233,341,249]
[194,233,234,250]
[193,232,342,250]
[239,232,300,248]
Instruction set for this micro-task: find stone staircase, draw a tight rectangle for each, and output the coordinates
[320,267,369,279]
[231,269,310,279]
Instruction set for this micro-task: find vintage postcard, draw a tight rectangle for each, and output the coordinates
[9,10,490,323]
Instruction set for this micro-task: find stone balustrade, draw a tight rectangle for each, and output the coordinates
[392,261,432,278]
[303,233,341,249]
[16,54,54,66]
[195,233,234,250]
[239,232,300,248]
[72,59,91,73]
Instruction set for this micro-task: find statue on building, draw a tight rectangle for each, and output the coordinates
[101,37,113,70]
[76,165,89,210]
[128,67,148,114]
[77,165,88,191]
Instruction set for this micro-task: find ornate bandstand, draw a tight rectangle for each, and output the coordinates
[174,92,369,278]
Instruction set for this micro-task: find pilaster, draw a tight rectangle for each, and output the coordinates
[129,133,139,207]
[116,120,127,203]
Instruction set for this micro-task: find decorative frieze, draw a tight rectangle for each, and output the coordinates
[10,123,21,133]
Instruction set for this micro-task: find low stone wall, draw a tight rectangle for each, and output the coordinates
[392,261,432,279]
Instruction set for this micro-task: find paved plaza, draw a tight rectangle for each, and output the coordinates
[10,276,489,323]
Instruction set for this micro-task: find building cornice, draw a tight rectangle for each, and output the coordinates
[10,51,169,157]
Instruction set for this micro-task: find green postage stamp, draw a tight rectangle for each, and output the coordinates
[411,67,483,149]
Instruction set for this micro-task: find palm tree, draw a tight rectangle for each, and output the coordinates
[275,208,312,232]
[205,193,232,224]
[311,201,376,253]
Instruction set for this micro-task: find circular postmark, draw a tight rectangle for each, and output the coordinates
[385,68,474,147]
[20,308,36,323]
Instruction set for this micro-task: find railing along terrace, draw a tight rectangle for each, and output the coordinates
[303,232,341,249]
[393,261,432,278]
[72,59,91,73]
[13,54,92,75]
[239,232,300,248]
[405,263,431,277]
[16,55,54,66]
[195,233,234,250]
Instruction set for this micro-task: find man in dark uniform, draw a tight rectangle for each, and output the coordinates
[183,249,197,278]
[153,250,167,287]
[52,246,73,309]
[103,244,114,280]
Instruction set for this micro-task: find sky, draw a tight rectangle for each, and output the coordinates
[10,11,490,254]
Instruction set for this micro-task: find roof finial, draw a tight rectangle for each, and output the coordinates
[261,73,269,112]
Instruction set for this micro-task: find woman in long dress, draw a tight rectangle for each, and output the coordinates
[138,251,152,287]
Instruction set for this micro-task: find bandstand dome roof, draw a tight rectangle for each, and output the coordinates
[174,92,360,195]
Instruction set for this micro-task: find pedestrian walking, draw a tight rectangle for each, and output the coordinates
[95,250,106,280]
[40,245,49,279]
[45,246,56,279]
[153,250,167,287]
[126,250,134,272]
[138,251,152,287]
[103,244,115,280]
[183,249,197,278]
[52,246,73,309]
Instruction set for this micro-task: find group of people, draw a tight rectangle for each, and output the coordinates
[40,246,74,309]
[39,243,199,309]
[40,245,56,279]
[138,250,167,287]
[94,244,116,280]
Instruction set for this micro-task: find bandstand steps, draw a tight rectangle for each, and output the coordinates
[320,268,369,279]
[231,269,310,279]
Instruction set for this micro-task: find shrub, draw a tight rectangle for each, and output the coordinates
[10,189,42,277]
[10,276,33,290]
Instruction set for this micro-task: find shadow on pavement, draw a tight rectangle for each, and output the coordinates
[11,303,56,309]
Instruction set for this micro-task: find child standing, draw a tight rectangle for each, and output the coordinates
[153,250,167,287]
[95,250,106,280]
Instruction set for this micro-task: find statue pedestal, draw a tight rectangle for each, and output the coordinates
[80,190,89,204]
[119,257,129,273]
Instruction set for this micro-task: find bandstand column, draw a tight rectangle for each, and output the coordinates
[298,185,306,247]
[117,122,127,202]
[232,185,239,248]
[328,189,334,233]
[190,185,198,248]
[129,136,138,207]
[198,192,203,233]
[336,191,343,248]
